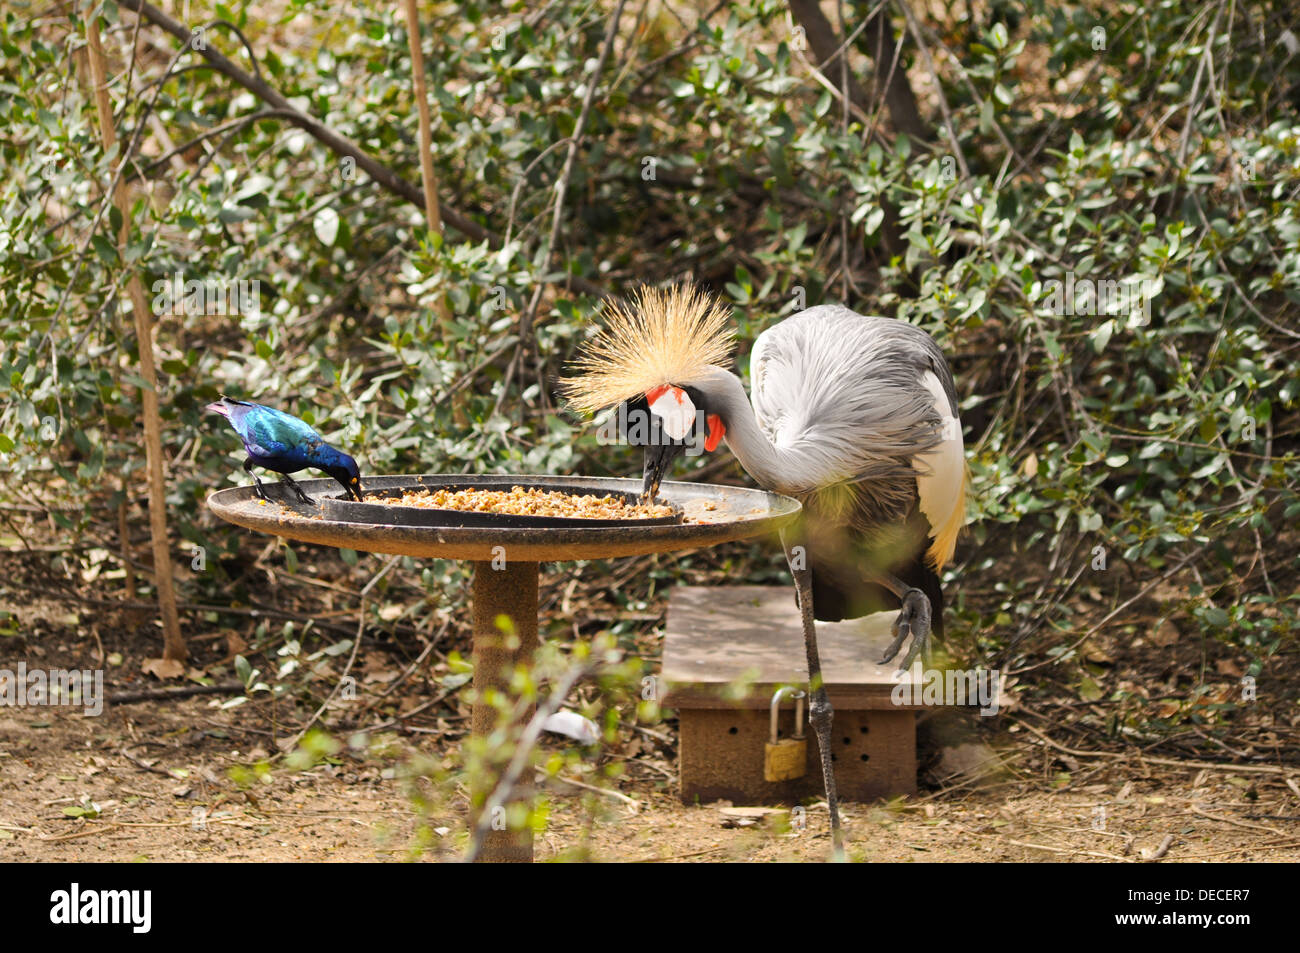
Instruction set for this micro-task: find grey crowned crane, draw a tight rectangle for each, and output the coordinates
[561,285,967,855]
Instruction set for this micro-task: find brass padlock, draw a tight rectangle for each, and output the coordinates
[764,687,808,781]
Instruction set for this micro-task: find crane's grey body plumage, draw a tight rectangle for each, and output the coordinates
[686,305,958,536]
[769,307,955,549]
[675,304,965,630]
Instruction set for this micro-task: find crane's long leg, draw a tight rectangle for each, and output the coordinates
[780,528,844,861]
[278,472,315,505]
[870,571,932,672]
[242,458,270,501]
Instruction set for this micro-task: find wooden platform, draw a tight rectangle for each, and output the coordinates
[662,586,920,805]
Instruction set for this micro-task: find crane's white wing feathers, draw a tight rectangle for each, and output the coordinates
[751,306,965,567]
[914,370,966,569]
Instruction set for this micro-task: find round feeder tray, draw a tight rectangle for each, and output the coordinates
[207,474,796,562]
[207,473,801,862]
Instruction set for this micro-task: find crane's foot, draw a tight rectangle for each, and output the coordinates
[779,527,845,861]
[807,684,845,861]
[879,587,932,672]
[279,474,315,505]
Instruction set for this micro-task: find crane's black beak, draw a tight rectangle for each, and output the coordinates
[642,443,686,501]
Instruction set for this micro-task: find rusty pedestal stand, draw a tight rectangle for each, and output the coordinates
[469,559,537,862]
[209,474,800,862]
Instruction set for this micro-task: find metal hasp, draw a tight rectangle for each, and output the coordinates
[769,686,806,744]
[208,474,800,862]
[765,686,808,783]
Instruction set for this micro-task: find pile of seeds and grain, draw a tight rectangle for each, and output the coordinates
[384,485,676,520]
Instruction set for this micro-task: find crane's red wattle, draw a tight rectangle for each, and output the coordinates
[704,414,724,452]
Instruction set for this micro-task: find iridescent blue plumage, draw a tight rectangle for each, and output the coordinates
[206,396,362,503]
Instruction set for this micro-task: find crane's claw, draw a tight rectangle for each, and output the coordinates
[879,587,931,672]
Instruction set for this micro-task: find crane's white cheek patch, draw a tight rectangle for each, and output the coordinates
[647,386,696,441]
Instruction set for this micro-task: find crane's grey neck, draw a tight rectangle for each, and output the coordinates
[685,365,808,494]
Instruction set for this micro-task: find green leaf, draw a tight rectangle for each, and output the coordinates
[1077,677,1103,702]
[1190,455,1226,479]
[314,207,340,247]
[219,205,256,224]
[1089,319,1114,353]
[91,234,118,265]
[1202,607,1230,628]
[862,206,884,237]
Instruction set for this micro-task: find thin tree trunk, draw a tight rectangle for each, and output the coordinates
[862,3,928,142]
[402,0,450,325]
[86,17,186,662]
[788,0,924,270]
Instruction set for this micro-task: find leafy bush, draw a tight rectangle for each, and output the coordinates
[2,0,1296,719]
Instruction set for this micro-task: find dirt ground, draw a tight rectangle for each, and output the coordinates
[3,686,1297,863]
[3,544,1297,863]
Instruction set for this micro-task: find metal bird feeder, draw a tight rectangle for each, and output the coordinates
[208,473,800,862]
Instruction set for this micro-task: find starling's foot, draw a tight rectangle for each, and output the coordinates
[879,587,932,671]
[280,475,314,505]
[244,458,270,501]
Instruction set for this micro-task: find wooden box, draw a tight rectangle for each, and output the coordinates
[661,586,921,805]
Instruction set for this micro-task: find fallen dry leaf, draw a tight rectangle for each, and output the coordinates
[1214,658,1244,678]
[1082,640,1114,664]
[141,657,185,680]
[224,630,248,661]
[1151,619,1180,647]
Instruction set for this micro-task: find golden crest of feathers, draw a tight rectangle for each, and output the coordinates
[560,284,736,413]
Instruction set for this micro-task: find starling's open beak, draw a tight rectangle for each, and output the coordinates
[350,477,363,502]
[641,443,685,501]
[204,401,230,418]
